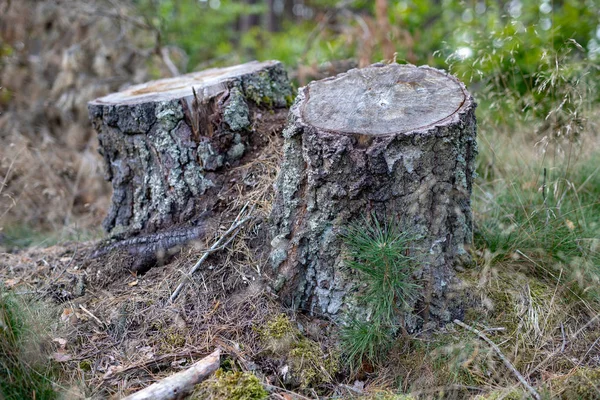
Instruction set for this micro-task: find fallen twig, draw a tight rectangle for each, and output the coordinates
[168,204,253,303]
[122,348,220,400]
[79,304,106,328]
[454,319,541,400]
[103,349,209,380]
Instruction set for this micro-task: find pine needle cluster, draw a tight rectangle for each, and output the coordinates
[340,215,420,369]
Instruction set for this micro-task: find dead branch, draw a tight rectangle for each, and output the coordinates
[453,319,541,400]
[79,304,106,328]
[103,349,210,380]
[121,348,220,400]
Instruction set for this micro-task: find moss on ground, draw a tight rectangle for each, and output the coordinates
[288,337,339,388]
[356,391,416,399]
[541,368,600,399]
[258,313,296,340]
[383,265,575,395]
[256,314,339,389]
[159,326,187,351]
[473,388,527,399]
[192,369,268,400]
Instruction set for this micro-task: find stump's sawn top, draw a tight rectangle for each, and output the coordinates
[301,63,468,136]
[89,60,281,106]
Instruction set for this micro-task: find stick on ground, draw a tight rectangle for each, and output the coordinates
[121,348,220,400]
[168,204,253,303]
[453,319,541,400]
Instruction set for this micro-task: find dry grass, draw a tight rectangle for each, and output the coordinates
[0,225,285,398]
[0,107,293,398]
[0,0,173,241]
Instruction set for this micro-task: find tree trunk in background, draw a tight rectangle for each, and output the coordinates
[269,63,477,328]
[240,0,261,33]
[88,60,292,235]
[375,0,395,60]
[266,0,281,32]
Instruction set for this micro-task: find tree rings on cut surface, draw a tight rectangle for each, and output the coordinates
[269,63,477,327]
[301,64,466,135]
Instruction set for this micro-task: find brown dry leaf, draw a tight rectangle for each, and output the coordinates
[61,308,75,323]
[128,280,138,287]
[4,278,19,288]
[53,337,68,349]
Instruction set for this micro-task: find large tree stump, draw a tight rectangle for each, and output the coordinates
[88,60,292,234]
[269,63,477,327]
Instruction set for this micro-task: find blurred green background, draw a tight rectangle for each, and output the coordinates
[136,0,600,132]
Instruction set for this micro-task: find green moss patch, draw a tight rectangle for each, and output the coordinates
[192,369,268,400]
[542,368,600,399]
[355,390,416,399]
[474,388,528,400]
[256,314,339,390]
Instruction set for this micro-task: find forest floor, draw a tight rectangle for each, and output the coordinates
[2,125,600,400]
[2,2,600,399]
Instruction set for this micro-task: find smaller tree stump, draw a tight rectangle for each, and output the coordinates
[269,63,477,327]
[89,60,292,234]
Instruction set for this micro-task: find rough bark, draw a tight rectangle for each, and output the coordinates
[88,60,292,235]
[269,63,477,327]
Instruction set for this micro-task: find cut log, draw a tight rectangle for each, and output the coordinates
[88,60,292,234]
[122,348,220,400]
[269,63,477,327]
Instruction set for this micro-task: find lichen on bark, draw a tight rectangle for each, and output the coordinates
[89,60,292,235]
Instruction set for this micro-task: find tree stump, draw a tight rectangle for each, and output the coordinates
[88,60,292,234]
[269,63,477,327]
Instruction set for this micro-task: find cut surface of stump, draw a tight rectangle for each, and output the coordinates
[89,60,292,236]
[269,63,477,327]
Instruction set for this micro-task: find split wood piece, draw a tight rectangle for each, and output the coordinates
[122,348,220,400]
[270,63,477,326]
[88,60,292,234]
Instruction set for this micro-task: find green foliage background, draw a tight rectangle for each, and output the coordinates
[134,0,600,139]
[134,1,598,79]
